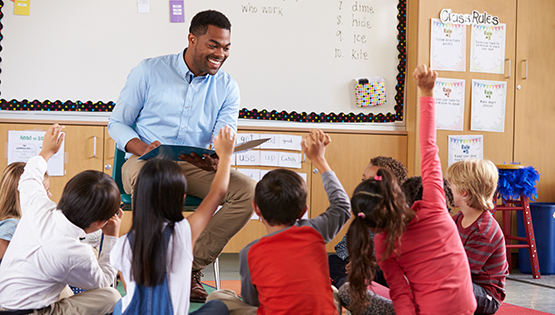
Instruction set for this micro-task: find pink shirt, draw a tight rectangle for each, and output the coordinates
[374,97,476,315]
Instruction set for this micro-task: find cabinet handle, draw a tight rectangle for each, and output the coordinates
[523,59,528,79]
[93,136,97,158]
[505,59,511,79]
[313,168,318,174]
[105,164,112,170]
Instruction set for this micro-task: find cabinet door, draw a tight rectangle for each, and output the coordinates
[103,127,116,176]
[411,0,517,173]
[513,0,555,202]
[310,133,408,252]
[0,123,105,202]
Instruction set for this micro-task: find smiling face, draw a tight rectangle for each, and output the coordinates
[186,25,231,77]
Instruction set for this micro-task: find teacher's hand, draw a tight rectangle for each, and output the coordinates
[179,152,219,171]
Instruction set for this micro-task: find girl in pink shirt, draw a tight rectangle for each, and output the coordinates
[342,65,476,315]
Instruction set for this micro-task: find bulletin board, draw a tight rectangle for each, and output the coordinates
[0,0,407,124]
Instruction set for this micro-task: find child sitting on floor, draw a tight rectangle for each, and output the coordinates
[0,124,123,315]
[207,129,351,315]
[339,65,476,315]
[445,159,508,314]
[331,156,409,289]
[110,126,235,315]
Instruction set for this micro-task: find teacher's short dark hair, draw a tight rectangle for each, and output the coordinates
[58,170,121,230]
[190,10,232,36]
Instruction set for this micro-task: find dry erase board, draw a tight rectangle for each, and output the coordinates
[0,0,406,123]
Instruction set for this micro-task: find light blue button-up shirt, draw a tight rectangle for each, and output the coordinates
[108,50,240,159]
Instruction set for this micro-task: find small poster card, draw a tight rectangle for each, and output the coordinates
[236,133,260,145]
[137,0,150,14]
[237,168,261,182]
[279,152,302,169]
[169,0,184,23]
[7,130,65,176]
[471,80,507,132]
[14,0,30,16]
[430,19,466,72]
[259,134,280,149]
[260,151,280,167]
[236,151,260,166]
[470,24,506,74]
[434,78,465,131]
[448,135,483,166]
[279,134,302,151]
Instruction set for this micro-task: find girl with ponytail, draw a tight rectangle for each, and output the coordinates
[339,65,476,315]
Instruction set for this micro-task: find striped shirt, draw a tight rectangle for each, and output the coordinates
[453,210,509,303]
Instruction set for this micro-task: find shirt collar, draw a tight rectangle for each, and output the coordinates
[179,48,209,84]
[53,209,87,239]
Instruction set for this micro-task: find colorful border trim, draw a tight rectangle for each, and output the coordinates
[0,0,406,123]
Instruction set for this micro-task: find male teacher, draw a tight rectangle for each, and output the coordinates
[108,10,255,303]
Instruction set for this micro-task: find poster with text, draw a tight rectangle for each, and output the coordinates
[430,19,466,72]
[448,135,483,166]
[7,130,65,176]
[471,80,507,132]
[470,24,506,74]
[434,78,465,131]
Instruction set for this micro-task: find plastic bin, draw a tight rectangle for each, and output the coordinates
[517,202,555,274]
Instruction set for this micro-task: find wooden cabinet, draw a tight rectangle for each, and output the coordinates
[0,123,107,202]
[407,0,554,202]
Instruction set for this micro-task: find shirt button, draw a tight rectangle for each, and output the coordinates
[186,105,189,108]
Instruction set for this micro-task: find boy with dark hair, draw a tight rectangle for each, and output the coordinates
[207,129,351,315]
[0,124,124,315]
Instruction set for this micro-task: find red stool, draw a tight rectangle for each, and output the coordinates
[492,165,541,279]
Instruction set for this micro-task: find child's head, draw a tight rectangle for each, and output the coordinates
[254,169,308,226]
[445,159,498,211]
[401,176,455,212]
[363,156,409,185]
[0,162,26,220]
[42,171,52,199]
[58,170,121,231]
[130,159,186,286]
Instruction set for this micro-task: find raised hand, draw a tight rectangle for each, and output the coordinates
[39,124,65,162]
[413,64,438,97]
[213,126,236,161]
[301,129,331,173]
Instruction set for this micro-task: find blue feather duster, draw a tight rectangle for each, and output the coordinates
[496,166,540,201]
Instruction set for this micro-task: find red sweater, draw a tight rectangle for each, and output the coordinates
[453,210,508,303]
[374,97,476,315]
[247,226,337,315]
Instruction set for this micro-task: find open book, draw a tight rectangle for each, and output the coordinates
[139,138,270,161]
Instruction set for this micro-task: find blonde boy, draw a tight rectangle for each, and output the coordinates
[445,159,509,315]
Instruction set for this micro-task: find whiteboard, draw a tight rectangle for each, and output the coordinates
[0,0,405,122]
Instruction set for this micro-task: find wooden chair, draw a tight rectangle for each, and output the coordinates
[112,145,221,289]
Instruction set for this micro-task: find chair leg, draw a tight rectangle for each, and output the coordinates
[213,257,221,290]
[502,208,512,272]
[521,197,541,279]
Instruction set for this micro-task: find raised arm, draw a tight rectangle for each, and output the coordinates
[299,129,351,243]
[19,124,65,217]
[414,65,445,208]
[186,126,235,246]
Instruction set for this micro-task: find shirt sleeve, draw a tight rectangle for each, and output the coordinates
[0,219,18,241]
[65,236,118,290]
[18,156,56,218]
[240,242,260,307]
[108,62,147,152]
[419,96,447,212]
[298,171,351,243]
[211,78,240,140]
[376,246,416,315]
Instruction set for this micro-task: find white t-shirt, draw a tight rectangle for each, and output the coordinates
[111,219,193,315]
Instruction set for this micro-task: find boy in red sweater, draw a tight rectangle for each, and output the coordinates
[207,129,351,315]
[446,159,509,314]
